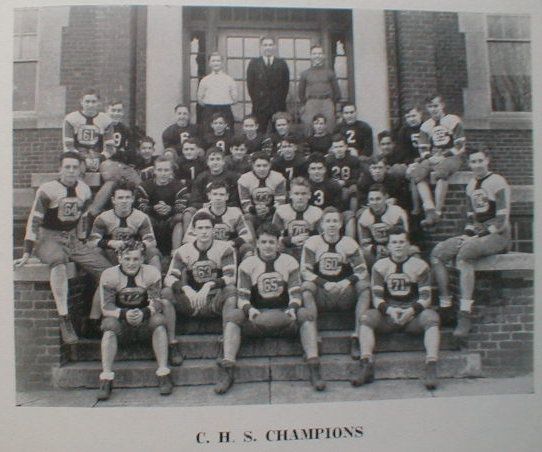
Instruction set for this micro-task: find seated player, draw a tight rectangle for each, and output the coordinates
[301,207,371,360]
[335,103,373,161]
[97,240,173,401]
[14,152,112,344]
[201,112,232,154]
[406,93,466,228]
[183,181,254,259]
[162,103,199,153]
[357,184,412,270]
[189,147,240,211]
[263,111,294,156]
[241,115,266,155]
[431,147,510,338]
[225,135,252,176]
[272,177,323,261]
[270,134,307,188]
[215,223,325,394]
[135,156,191,256]
[162,211,237,361]
[305,114,332,156]
[172,138,207,188]
[353,226,439,390]
[63,88,113,172]
[238,150,287,233]
[133,136,158,182]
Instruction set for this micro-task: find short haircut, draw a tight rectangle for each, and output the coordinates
[424,93,444,104]
[342,103,357,112]
[257,222,281,239]
[139,136,155,147]
[260,36,275,44]
[60,151,81,164]
[307,153,327,166]
[243,114,258,125]
[205,146,224,159]
[272,111,291,124]
[290,176,310,190]
[192,210,216,227]
[181,137,198,148]
[252,150,270,163]
[280,134,298,145]
[387,225,409,241]
[118,239,145,256]
[321,206,343,222]
[80,88,100,99]
[154,155,174,167]
[312,113,327,123]
[404,104,422,114]
[107,99,123,107]
[331,133,346,144]
[368,183,387,196]
[230,134,246,147]
[377,130,393,143]
[466,146,491,158]
[174,103,189,112]
[208,52,222,61]
[310,44,324,52]
[370,154,389,166]
[211,112,226,123]
[206,180,229,194]
[112,178,137,196]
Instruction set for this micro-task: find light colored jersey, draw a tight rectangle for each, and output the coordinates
[63,111,113,152]
[272,204,323,249]
[238,170,287,213]
[358,205,409,246]
[418,114,465,157]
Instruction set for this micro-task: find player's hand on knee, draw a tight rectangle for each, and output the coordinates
[397,307,415,325]
[14,253,30,268]
[284,308,297,321]
[387,306,402,324]
[248,307,261,321]
[150,299,163,314]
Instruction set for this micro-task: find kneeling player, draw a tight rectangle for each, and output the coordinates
[162,212,237,362]
[301,207,370,360]
[97,241,173,400]
[216,223,325,394]
[353,227,439,390]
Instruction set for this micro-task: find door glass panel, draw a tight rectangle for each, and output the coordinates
[244,38,260,58]
[236,80,244,101]
[227,37,243,57]
[227,59,244,79]
[278,38,294,58]
[295,39,311,58]
[295,60,311,78]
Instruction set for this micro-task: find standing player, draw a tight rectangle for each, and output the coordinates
[301,207,371,360]
[431,148,510,337]
[162,104,200,152]
[14,152,112,344]
[215,223,325,394]
[97,241,173,400]
[136,156,191,256]
[272,177,323,261]
[335,103,373,160]
[353,227,439,390]
[238,151,287,233]
[407,94,466,228]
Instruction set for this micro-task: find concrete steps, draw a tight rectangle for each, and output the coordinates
[71,330,460,362]
[53,351,482,389]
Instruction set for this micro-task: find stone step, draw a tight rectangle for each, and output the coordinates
[72,330,460,362]
[52,351,482,389]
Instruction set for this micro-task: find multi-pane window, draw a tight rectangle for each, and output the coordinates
[487,15,531,112]
[13,8,38,111]
[189,32,206,124]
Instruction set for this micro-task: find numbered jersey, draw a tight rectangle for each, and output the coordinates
[309,179,344,210]
[271,154,307,185]
[358,205,409,246]
[272,204,323,247]
[174,155,207,188]
[63,111,113,152]
[165,240,236,291]
[418,114,465,157]
[108,122,136,164]
[466,172,510,236]
[89,208,156,249]
[372,256,430,307]
[237,253,302,310]
[162,123,200,150]
[24,180,92,243]
[396,124,422,165]
[238,170,287,213]
[100,264,162,318]
[326,152,361,187]
[306,134,332,156]
[202,132,232,155]
[335,120,373,157]
[301,235,369,285]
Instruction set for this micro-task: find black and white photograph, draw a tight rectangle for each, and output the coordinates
[4,0,541,450]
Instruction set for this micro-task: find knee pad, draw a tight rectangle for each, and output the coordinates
[360,309,380,328]
[301,280,317,294]
[223,308,245,325]
[222,285,237,299]
[408,164,429,184]
[297,307,316,323]
[101,317,122,335]
[161,287,174,301]
[149,313,167,330]
[420,309,440,329]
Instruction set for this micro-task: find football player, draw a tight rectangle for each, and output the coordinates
[335,103,373,161]
[241,115,266,155]
[353,226,440,390]
[431,147,510,337]
[225,135,252,176]
[172,138,207,189]
[301,207,370,360]
[305,114,332,156]
[162,103,200,152]
[270,134,307,188]
[97,241,173,400]
[201,112,233,154]
[215,223,325,394]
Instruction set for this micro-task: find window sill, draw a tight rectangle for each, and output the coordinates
[464,113,532,130]
[13,112,37,129]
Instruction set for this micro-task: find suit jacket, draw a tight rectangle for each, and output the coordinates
[246,57,290,114]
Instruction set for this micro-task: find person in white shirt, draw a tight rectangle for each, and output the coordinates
[197,52,238,134]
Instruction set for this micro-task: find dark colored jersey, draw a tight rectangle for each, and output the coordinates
[162,123,200,150]
[243,133,266,155]
[174,155,207,188]
[306,134,332,156]
[133,155,157,182]
[395,124,422,165]
[326,152,361,187]
[201,132,232,154]
[136,179,190,219]
[238,252,302,311]
[271,153,307,184]
[189,170,240,209]
[335,120,373,157]
[225,155,252,176]
[309,178,344,210]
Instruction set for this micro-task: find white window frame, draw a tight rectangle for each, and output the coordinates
[459,13,531,130]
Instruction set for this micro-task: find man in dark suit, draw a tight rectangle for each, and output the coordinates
[246,36,290,134]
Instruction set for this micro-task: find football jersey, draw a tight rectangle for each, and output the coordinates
[301,235,369,285]
[465,172,510,236]
[89,208,157,250]
[244,133,266,155]
[24,180,92,251]
[326,152,361,187]
[306,134,332,156]
[225,155,252,176]
[100,264,162,318]
[201,132,232,154]
[309,179,344,210]
[272,204,323,249]
[371,256,431,308]
[358,205,409,246]
[183,205,253,246]
[189,170,240,209]
[335,120,373,157]
[162,123,200,150]
[133,155,157,182]
[238,170,287,213]
[237,252,302,311]
[396,124,422,164]
[174,155,207,188]
[63,111,113,153]
[164,240,236,291]
[418,114,465,157]
[271,153,307,184]
[136,179,189,220]
[262,132,291,156]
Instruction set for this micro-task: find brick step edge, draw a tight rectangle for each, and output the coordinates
[72,331,460,361]
[52,351,482,389]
